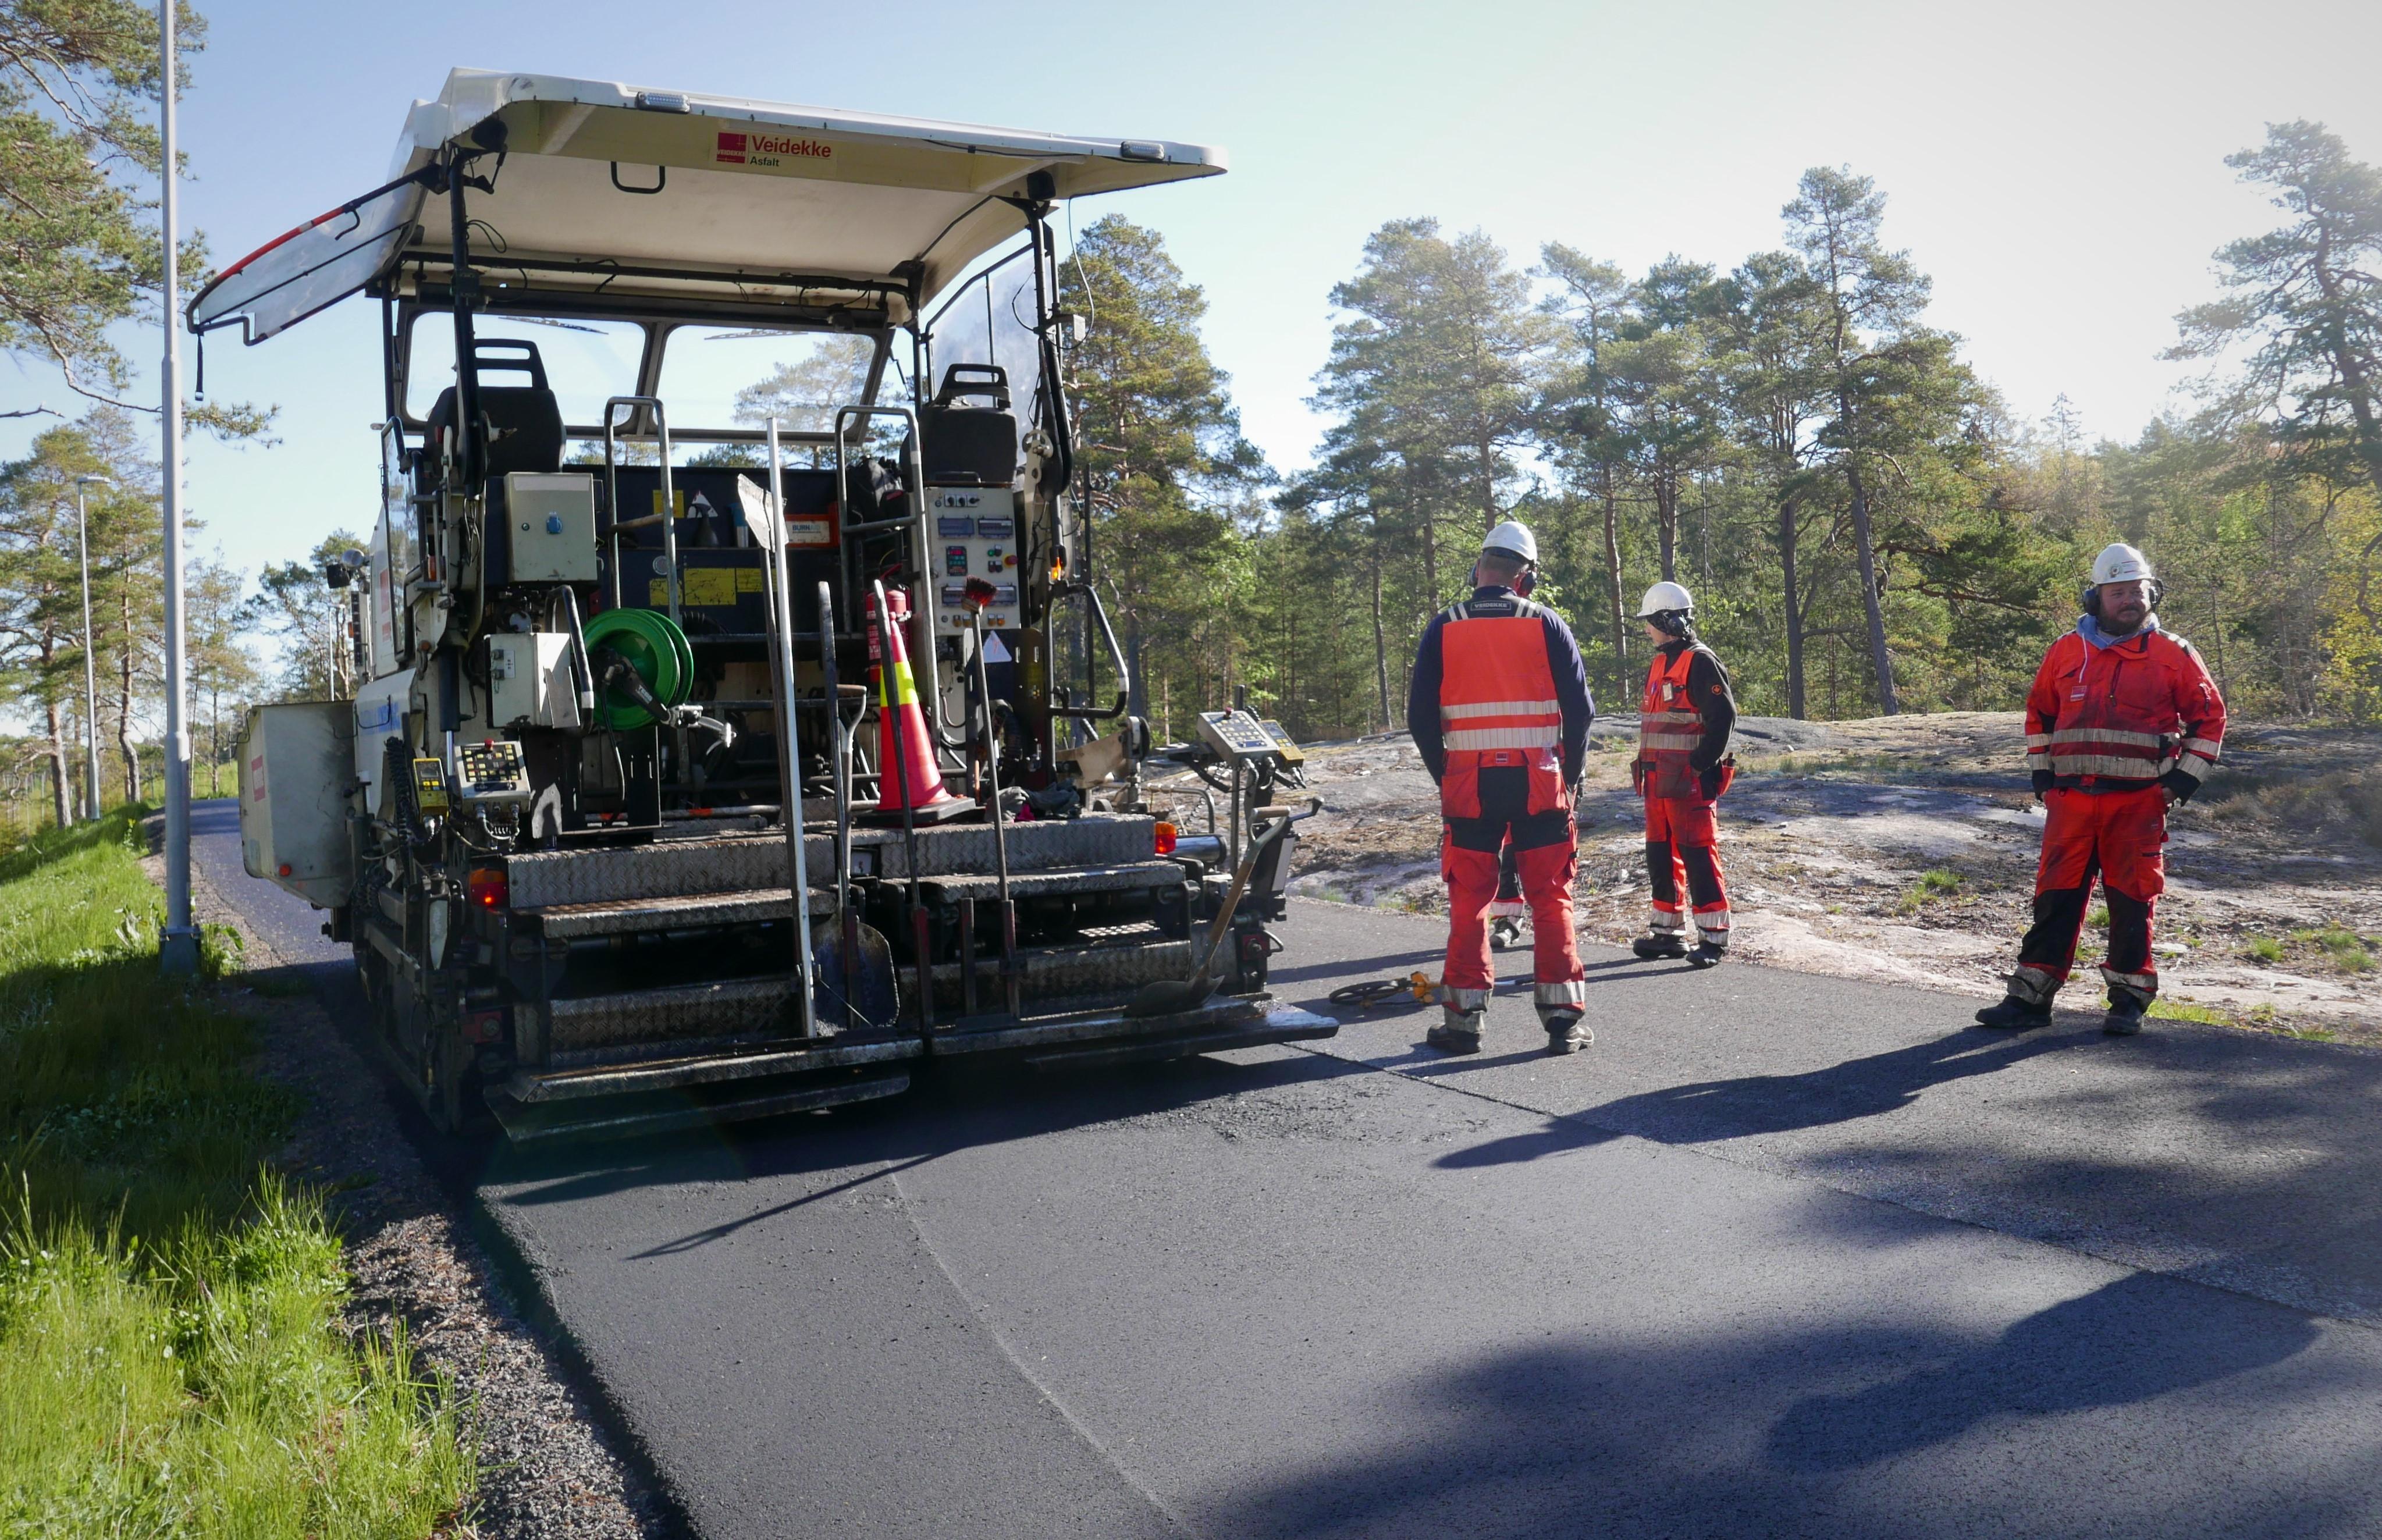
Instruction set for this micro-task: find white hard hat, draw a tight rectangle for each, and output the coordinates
[1482,520,1538,564]
[2092,543,2157,586]
[1637,580,1694,617]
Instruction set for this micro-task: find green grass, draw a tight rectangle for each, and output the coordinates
[2287,927,2376,973]
[0,813,295,1236]
[2245,936,2287,964]
[0,809,471,1536]
[2146,998,2337,1039]
[2088,905,2110,931]
[1895,868,1964,913]
[1,1181,470,1537]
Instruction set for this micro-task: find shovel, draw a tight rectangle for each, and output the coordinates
[1126,799,1313,1018]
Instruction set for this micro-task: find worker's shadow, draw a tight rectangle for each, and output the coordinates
[1436,1026,2083,1168]
[1764,1271,2320,1472]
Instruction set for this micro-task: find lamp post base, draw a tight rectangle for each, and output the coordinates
[158,925,201,976]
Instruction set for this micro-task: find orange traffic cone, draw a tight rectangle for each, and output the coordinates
[868,586,972,823]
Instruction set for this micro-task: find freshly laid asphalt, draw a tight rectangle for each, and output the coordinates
[193,798,2382,1538]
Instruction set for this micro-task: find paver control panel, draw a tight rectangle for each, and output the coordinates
[930,487,1021,636]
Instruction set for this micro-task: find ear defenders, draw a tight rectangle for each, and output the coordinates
[1513,564,1537,598]
[2081,578,2164,617]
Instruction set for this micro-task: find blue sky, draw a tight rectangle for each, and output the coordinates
[5,0,2380,585]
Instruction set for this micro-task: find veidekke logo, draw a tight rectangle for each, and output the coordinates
[717,129,831,167]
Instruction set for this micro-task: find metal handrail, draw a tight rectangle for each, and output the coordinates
[1049,579,1132,721]
[832,404,948,752]
[602,395,676,623]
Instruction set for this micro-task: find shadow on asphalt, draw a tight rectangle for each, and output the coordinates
[482,1046,1380,1240]
[1762,1272,2320,1474]
[1434,1026,2087,1165]
[1210,1271,2344,1539]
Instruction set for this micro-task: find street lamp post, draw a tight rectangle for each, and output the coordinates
[156,0,196,974]
[74,475,109,821]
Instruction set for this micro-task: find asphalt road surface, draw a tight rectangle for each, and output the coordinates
[194,798,2382,1538]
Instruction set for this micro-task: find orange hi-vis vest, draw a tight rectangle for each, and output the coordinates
[1638,645,1712,800]
[1435,596,1570,819]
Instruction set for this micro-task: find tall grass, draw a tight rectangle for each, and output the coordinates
[0,809,472,1537]
[0,812,295,1237]
[1,1182,471,1537]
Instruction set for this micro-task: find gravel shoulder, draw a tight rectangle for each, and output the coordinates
[155,846,671,1540]
[1169,712,2382,1044]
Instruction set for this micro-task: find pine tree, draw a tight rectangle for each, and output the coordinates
[1058,216,1268,725]
[1539,244,1639,703]
[1784,167,1935,715]
[2173,121,2382,618]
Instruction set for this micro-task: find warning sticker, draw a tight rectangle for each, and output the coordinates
[737,568,763,592]
[650,567,742,607]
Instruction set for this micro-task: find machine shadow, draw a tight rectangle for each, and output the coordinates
[482,1043,1377,1221]
[1207,1273,2352,1540]
[1436,1025,2086,1168]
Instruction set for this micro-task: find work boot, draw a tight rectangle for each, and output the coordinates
[1490,917,1524,952]
[1975,995,2052,1030]
[1544,1013,1592,1055]
[1687,940,1727,970]
[2102,996,2148,1036]
[1427,1009,1484,1055]
[1632,932,1687,961]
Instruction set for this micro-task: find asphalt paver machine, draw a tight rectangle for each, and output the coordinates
[201,70,1331,1139]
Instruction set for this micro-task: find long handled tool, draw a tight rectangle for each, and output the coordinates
[749,432,816,1038]
[1125,798,1314,1018]
[872,579,933,1047]
[819,582,859,1029]
[964,586,1021,1017]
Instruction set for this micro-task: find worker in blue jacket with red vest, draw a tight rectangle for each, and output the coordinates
[1408,521,1597,1056]
[1976,544,2227,1036]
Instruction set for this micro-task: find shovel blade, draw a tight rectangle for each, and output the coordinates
[1125,972,1215,1019]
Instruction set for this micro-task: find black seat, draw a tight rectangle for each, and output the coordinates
[916,363,1016,486]
[428,338,564,479]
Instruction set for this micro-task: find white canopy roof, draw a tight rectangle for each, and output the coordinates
[191,69,1225,343]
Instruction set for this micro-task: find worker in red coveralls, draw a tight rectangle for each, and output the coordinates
[1408,521,1597,1056]
[1629,581,1738,968]
[1976,543,2227,1036]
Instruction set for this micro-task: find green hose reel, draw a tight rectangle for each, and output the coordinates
[584,607,695,730]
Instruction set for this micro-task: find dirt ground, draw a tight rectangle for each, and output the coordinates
[1150,713,2382,1045]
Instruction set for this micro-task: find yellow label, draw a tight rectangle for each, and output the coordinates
[648,567,742,607]
[737,568,763,592]
[652,489,688,518]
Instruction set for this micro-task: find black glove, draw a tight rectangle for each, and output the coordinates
[2160,768,2200,804]
[2031,769,2054,801]
[1698,766,1723,801]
